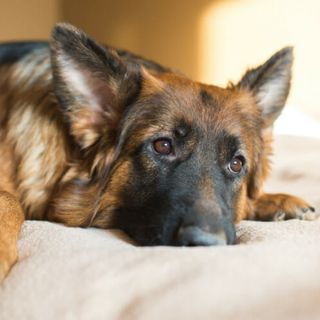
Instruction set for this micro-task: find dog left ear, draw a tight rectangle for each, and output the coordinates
[50,23,141,149]
[237,47,293,127]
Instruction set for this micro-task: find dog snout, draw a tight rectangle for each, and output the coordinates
[174,225,227,246]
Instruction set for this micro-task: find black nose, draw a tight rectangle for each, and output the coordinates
[175,226,227,246]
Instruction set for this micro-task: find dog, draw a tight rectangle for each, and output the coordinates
[0,23,316,281]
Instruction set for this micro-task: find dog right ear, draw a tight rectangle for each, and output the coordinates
[50,23,141,149]
[236,47,293,128]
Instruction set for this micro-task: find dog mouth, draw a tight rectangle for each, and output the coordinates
[120,219,233,247]
[110,194,236,247]
[172,225,227,246]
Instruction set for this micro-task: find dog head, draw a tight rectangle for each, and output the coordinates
[51,24,293,246]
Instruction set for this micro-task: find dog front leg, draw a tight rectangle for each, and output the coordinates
[253,193,318,221]
[0,190,24,282]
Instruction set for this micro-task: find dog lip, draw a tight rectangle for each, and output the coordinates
[175,226,227,246]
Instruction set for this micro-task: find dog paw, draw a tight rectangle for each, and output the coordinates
[293,206,319,221]
[273,206,317,221]
[254,193,318,221]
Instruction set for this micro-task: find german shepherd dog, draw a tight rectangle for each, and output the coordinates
[0,23,316,280]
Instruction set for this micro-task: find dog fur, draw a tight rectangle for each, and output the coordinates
[0,23,315,281]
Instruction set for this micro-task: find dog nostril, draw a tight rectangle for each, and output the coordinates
[176,226,226,246]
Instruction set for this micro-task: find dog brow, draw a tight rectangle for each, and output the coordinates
[217,131,242,158]
[199,89,215,107]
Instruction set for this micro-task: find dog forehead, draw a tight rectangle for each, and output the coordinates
[131,72,260,150]
[141,73,220,114]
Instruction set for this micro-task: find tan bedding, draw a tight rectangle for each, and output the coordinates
[0,135,319,320]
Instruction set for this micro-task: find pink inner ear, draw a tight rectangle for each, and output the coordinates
[87,73,120,124]
[63,60,117,111]
[59,59,123,148]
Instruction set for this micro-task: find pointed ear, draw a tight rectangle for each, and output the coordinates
[237,47,293,127]
[50,23,141,149]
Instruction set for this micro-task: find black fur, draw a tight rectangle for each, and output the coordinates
[200,89,215,107]
[0,41,48,64]
[237,46,293,123]
[0,24,294,247]
[112,121,239,246]
[237,47,293,92]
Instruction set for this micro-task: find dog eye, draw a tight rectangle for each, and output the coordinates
[228,156,244,174]
[153,138,173,155]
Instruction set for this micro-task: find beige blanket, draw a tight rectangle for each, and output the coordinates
[0,135,319,320]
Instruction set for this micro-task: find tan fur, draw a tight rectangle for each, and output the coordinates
[0,55,69,278]
[254,193,314,221]
[3,54,69,219]
[0,27,313,278]
[91,160,132,228]
[0,191,24,281]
